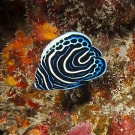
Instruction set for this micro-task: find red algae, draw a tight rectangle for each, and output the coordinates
[9,94,39,109]
[9,95,27,106]
[27,98,39,110]
[108,115,135,135]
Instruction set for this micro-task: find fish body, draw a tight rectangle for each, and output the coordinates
[34,32,107,90]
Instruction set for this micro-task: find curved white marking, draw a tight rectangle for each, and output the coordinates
[63,47,94,73]
[55,47,99,79]
[37,65,49,89]
[78,50,92,64]
[48,49,73,84]
[41,31,93,61]
[48,47,98,83]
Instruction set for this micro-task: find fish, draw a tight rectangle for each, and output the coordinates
[34,32,107,90]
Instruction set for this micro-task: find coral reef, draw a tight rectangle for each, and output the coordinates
[0,0,135,134]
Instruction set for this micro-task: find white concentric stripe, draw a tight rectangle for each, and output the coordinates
[53,56,96,79]
[64,47,95,73]
[41,61,53,87]
[49,49,98,79]
[35,74,40,85]
[41,31,92,61]
[35,75,40,89]
[37,65,50,89]
[34,80,45,90]
[55,48,95,79]
[56,46,94,79]
[56,47,76,81]
[48,48,105,83]
[78,50,93,64]
[71,49,89,67]
[48,48,74,84]
[37,69,49,89]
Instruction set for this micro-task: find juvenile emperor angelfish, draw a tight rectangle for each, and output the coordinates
[34,32,107,90]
